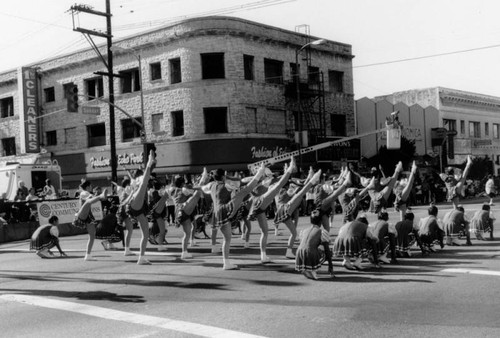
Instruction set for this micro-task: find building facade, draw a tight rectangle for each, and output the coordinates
[0,16,355,189]
[357,87,500,174]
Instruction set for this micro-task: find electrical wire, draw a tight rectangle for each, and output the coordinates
[354,43,500,69]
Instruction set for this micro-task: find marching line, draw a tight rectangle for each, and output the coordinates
[441,268,500,276]
[0,294,267,338]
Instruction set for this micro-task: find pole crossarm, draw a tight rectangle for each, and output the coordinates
[247,126,396,171]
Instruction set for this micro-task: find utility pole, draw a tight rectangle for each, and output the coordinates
[70,1,118,184]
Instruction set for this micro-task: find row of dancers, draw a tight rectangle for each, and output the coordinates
[31,152,488,276]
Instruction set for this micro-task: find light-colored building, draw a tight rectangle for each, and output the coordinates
[357,87,500,173]
[0,16,355,189]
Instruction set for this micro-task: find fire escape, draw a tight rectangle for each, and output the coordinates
[284,24,326,148]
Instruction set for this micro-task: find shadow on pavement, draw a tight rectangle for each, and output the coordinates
[0,289,145,303]
[0,273,230,290]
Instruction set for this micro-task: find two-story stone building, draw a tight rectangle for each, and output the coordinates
[357,87,500,174]
[0,16,355,189]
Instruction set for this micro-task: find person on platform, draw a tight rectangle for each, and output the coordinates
[43,179,57,200]
[202,164,267,270]
[30,215,66,258]
[333,214,379,270]
[15,180,29,201]
[439,155,473,209]
[295,210,334,280]
[485,174,496,206]
[416,205,444,254]
[470,203,495,241]
[442,205,471,246]
[72,180,108,261]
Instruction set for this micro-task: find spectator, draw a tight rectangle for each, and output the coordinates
[485,174,496,206]
[43,179,57,200]
[15,180,29,201]
[26,187,39,201]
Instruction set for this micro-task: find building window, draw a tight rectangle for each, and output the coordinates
[204,107,228,134]
[460,120,465,135]
[171,110,184,136]
[46,130,57,146]
[264,58,283,84]
[85,77,104,100]
[201,53,225,79]
[64,127,76,144]
[120,68,141,93]
[169,58,181,84]
[246,107,258,133]
[331,114,346,136]
[469,121,480,138]
[1,137,16,156]
[443,119,456,131]
[308,66,320,84]
[151,113,163,133]
[485,122,489,137]
[121,117,143,142]
[87,123,106,147]
[150,62,162,81]
[290,63,298,79]
[265,109,286,134]
[62,83,75,99]
[0,96,14,118]
[328,70,344,93]
[494,124,499,139]
[44,87,55,103]
[243,54,254,80]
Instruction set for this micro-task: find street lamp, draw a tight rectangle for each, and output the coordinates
[295,38,326,173]
[110,45,146,143]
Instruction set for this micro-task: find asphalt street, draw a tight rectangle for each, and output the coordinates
[1,199,500,337]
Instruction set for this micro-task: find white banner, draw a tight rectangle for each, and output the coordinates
[37,200,103,225]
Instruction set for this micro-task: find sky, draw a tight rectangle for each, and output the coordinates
[1,0,500,99]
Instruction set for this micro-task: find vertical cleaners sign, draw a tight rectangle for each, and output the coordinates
[18,67,40,153]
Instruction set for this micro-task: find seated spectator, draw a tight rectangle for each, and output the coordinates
[43,179,57,200]
[15,180,29,201]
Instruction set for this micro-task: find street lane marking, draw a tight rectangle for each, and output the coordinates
[442,268,500,276]
[0,294,267,338]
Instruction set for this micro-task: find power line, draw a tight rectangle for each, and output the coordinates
[113,0,296,32]
[354,43,500,68]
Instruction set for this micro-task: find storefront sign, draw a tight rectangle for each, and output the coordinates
[18,67,40,153]
[381,127,422,141]
[90,152,144,169]
[317,139,360,161]
[251,146,287,159]
[37,199,103,225]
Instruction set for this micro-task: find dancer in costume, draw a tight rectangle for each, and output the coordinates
[439,155,472,209]
[274,166,322,259]
[72,180,108,261]
[203,164,267,270]
[169,168,209,259]
[333,215,379,270]
[31,216,66,258]
[247,158,297,263]
[295,210,334,280]
[392,161,418,221]
[442,205,471,246]
[148,179,169,251]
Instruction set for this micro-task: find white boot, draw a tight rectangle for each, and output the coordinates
[137,256,151,265]
[181,251,193,259]
[285,248,295,259]
[261,252,271,264]
[84,254,97,261]
[124,248,136,256]
[157,244,167,251]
